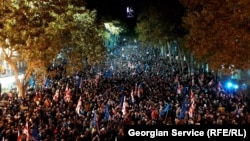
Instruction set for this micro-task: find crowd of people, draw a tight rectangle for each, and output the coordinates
[0,44,249,141]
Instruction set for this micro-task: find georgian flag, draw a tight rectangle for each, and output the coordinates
[190,90,195,104]
[17,130,21,141]
[189,90,196,118]
[64,88,71,102]
[75,96,82,116]
[122,96,126,116]
[131,89,135,103]
[23,122,29,140]
[53,89,60,102]
[188,103,196,118]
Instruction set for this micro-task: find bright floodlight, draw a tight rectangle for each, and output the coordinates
[233,84,239,89]
[226,82,233,88]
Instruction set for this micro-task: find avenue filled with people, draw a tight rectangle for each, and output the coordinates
[0,44,249,141]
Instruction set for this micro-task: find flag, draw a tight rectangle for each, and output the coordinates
[138,82,143,97]
[64,88,71,102]
[92,111,99,132]
[190,90,195,104]
[17,130,21,141]
[120,95,124,108]
[122,96,126,116]
[188,90,196,118]
[29,76,35,88]
[188,102,196,118]
[31,126,40,141]
[179,97,188,119]
[65,84,69,92]
[77,77,82,88]
[182,87,187,95]
[104,104,110,121]
[75,96,82,116]
[130,89,135,103]
[44,78,51,88]
[53,89,59,102]
[160,103,170,116]
[23,122,29,140]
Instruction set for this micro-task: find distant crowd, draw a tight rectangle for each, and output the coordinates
[0,50,250,141]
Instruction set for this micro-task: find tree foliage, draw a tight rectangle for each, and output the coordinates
[135,0,185,47]
[180,0,250,72]
[103,21,125,38]
[0,0,70,96]
[0,0,105,97]
[57,3,107,74]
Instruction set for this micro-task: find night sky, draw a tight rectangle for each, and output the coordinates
[86,0,143,30]
[86,0,185,31]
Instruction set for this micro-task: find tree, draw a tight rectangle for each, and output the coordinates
[0,0,101,97]
[103,20,127,51]
[180,0,250,73]
[57,3,107,75]
[0,65,4,74]
[135,0,186,63]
